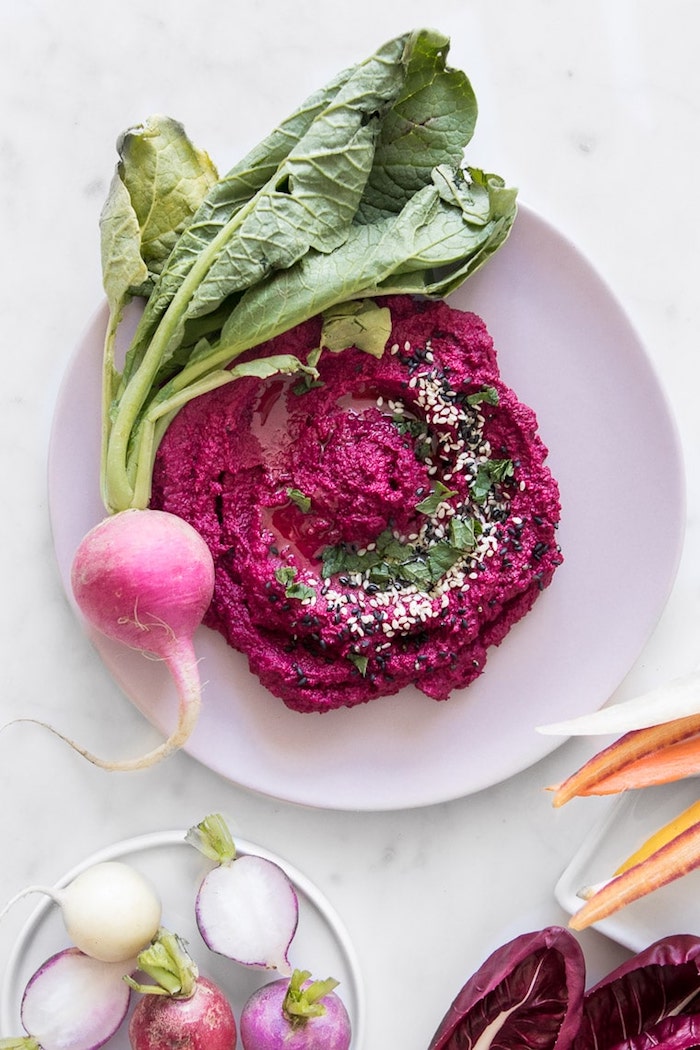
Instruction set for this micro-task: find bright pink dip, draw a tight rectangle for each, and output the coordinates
[151,296,562,713]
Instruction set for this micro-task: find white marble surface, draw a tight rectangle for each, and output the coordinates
[1,2,699,1047]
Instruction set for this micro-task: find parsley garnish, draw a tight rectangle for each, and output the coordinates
[472,458,514,503]
[274,565,316,601]
[348,652,369,676]
[286,487,312,513]
[320,512,480,593]
[466,385,499,406]
[415,480,458,515]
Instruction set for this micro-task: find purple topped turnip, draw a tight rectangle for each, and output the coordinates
[127,928,237,1050]
[187,814,298,976]
[239,968,351,1050]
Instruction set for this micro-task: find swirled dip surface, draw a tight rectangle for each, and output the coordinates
[151,296,562,712]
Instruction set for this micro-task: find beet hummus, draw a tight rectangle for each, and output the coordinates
[151,295,562,713]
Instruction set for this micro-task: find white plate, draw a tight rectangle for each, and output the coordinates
[556,780,700,952]
[47,203,685,810]
[0,830,365,1049]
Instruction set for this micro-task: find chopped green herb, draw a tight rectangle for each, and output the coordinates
[391,415,433,461]
[293,346,326,394]
[320,514,477,592]
[274,565,315,601]
[275,566,296,587]
[427,541,463,579]
[348,652,369,676]
[472,458,514,503]
[415,480,458,515]
[466,385,499,406]
[287,487,312,513]
[320,545,348,579]
[375,528,408,561]
[449,516,481,550]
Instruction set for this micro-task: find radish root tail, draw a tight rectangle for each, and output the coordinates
[3,639,202,772]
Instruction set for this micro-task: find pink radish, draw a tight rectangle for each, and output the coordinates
[10,947,131,1050]
[0,861,162,963]
[239,969,351,1050]
[127,928,237,1050]
[25,508,215,770]
[186,814,298,975]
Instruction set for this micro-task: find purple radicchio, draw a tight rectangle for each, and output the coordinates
[571,934,700,1050]
[428,926,585,1050]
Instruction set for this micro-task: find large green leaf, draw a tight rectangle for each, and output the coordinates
[100,114,218,310]
[357,29,478,223]
[98,30,518,512]
[180,32,412,321]
[144,65,357,321]
[159,167,516,393]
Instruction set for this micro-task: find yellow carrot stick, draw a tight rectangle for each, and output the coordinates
[570,819,700,930]
[615,799,700,874]
[550,713,700,808]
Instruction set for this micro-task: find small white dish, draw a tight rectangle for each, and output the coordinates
[555,779,700,951]
[0,830,365,1049]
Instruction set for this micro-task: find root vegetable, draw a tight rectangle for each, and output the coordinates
[239,969,351,1050]
[127,928,237,1050]
[187,814,298,975]
[0,861,161,963]
[19,508,215,771]
[548,714,700,807]
[5,947,131,1050]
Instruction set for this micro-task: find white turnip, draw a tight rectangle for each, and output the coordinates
[30,508,215,770]
[127,928,237,1050]
[186,815,298,975]
[0,861,162,963]
[239,969,351,1050]
[11,947,131,1050]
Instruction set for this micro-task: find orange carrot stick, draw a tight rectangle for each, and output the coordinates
[550,713,700,807]
[569,819,700,930]
[575,734,700,796]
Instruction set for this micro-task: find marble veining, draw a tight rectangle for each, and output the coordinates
[1,4,698,1048]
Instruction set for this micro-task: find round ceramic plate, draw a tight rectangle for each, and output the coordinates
[0,830,364,1048]
[48,204,685,810]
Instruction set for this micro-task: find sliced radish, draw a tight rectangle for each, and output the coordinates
[19,947,130,1050]
[187,815,298,975]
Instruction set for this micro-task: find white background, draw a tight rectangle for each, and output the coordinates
[1,2,699,1047]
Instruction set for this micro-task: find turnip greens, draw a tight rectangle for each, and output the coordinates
[99,28,517,513]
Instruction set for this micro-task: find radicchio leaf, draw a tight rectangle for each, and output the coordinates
[428,926,585,1050]
[572,934,700,1050]
[616,1012,700,1050]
